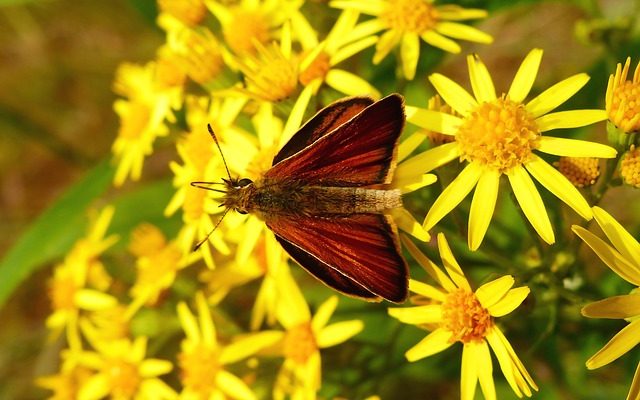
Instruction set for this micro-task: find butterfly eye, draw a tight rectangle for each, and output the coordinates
[236,209,248,215]
[237,178,253,187]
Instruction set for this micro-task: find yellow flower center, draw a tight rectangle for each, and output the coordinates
[49,274,77,311]
[299,50,331,86]
[178,344,221,395]
[456,96,540,172]
[132,243,183,304]
[381,0,439,34]
[154,54,186,89]
[184,186,207,222]
[242,44,299,102]
[608,80,640,133]
[442,288,492,344]
[224,10,270,55]
[177,29,225,85]
[118,102,150,140]
[105,359,141,399]
[181,129,215,172]
[129,223,167,258]
[158,0,207,26]
[555,157,600,188]
[284,322,317,364]
[621,145,640,188]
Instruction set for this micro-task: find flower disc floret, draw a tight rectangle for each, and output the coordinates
[442,288,492,343]
[381,0,438,33]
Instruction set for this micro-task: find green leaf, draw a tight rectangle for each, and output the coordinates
[0,161,114,308]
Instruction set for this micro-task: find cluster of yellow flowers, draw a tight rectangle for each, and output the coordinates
[38,0,640,399]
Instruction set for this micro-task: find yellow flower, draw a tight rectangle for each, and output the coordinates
[270,273,363,399]
[405,49,617,249]
[606,57,640,134]
[75,336,176,400]
[177,292,281,399]
[112,61,182,186]
[157,0,207,27]
[297,9,380,97]
[554,156,600,188]
[46,207,119,350]
[389,233,537,400]
[621,144,640,188]
[331,0,492,79]
[208,0,303,56]
[37,350,93,400]
[572,207,640,400]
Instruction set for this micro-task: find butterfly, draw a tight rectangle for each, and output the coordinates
[193,94,409,302]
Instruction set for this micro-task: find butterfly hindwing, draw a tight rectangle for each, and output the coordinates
[266,213,408,303]
[265,94,405,187]
[272,96,375,165]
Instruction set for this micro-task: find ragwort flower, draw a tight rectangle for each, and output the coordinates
[405,49,616,249]
[331,0,492,79]
[606,57,640,134]
[573,207,640,400]
[389,233,536,399]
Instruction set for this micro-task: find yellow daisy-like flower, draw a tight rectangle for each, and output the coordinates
[177,292,281,400]
[606,57,640,134]
[297,9,380,97]
[572,207,640,400]
[75,336,176,400]
[271,273,364,399]
[621,144,640,188]
[389,233,537,400]
[157,0,207,27]
[405,48,617,249]
[330,0,492,79]
[46,207,119,350]
[37,350,93,400]
[208,0,302,56]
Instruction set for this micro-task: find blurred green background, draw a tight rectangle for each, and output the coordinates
[1,0,640,399]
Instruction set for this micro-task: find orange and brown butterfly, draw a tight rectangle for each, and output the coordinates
[192,94,409,303]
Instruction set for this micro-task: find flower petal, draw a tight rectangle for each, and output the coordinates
[331,36,378,66]
[405,106,462,135]
[312,296,338,332]
[488,286,530,317]
[476,275,514,309]
[524,155,592,220]
[401,236,456,292]
[373,29,402,64]
[429,73,478,116]
[408,279,447,302]
[461,344,480,400]
[280,85,314,146]
[405,328,455,361]
[537,136,617,158]
[508,48,543,103]
[317,320,363,348]
[586,319,640,369]
[401,33,420,80]
[391,208,431,242]
[572,225,640,286]
[424,163,482,231]
[486,327,537,397]
[467,53,496,103]
[476,341,497,400]
[507,166,555,244]
[435,22,493,43]
[330,0,386,16]
[437,233,471,291]
[216,370,257,400]
[535,109,607,131]
[582,294,640,319]
[468,168,500,250]
[388,304,443,324]
[139,359,173,377]
[421,30,461,53]
[396,142,460,175]
[325,69,381,98]
[593,206,640,268]
[627,363,640,400]
[220,331,284,364]
[526,73,590,118]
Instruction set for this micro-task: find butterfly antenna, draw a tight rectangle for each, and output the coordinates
[208,124,232,181]
[193,207,231,251]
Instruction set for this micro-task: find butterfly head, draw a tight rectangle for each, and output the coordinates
[221,177,255,215]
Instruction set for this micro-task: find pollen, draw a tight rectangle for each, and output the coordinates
[175,29,225,86]
[381,0,439,34]
[178,344,221,395]
[284,322,317,364]
[129,223,167,258]
[223,9,270,55]
[554,157,600,188]
[299,50,331,86]
[240,43,299,102]
[442,288,492,344]
[117,102,150,140]
[456,96,540,172]
[606,58,640,133]
[158,0,207,26]
[621,145,640,188]
[105,359,141,399]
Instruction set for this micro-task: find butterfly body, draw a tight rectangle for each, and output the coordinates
[199,94,409,303]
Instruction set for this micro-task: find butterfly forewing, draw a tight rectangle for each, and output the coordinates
[265,94,405,186]
[266,213,408,303]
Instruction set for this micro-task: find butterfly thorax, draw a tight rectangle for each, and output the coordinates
[224,177,402,218]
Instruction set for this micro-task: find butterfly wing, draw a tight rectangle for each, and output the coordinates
[266,213,408,303]
[272,96,375,165]
[265,94,405,187]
